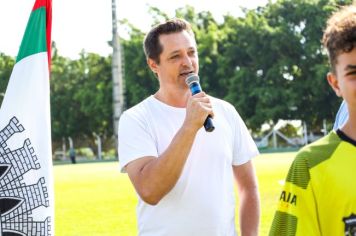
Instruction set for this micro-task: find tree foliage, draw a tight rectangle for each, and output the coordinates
[0,53,15,105]
[0,0,351,151]
[121,23,158,108]
[50,45,112,151]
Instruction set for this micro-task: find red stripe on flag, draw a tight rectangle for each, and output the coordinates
[32,0,52,71]
[32,0,47,11]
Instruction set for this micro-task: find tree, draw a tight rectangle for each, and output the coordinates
[0,53,15,106]
[121,21,158,108]
[263,0,351,129]
[215,0,351,131]
[2,1,350,148]
[51,48,113,153]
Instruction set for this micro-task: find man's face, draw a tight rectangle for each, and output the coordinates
[148,30,199,90]
[328,47,356,111]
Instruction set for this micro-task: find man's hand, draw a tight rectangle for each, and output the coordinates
[184,92,214,131]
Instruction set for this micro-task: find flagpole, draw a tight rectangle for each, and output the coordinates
[111,0,125,158]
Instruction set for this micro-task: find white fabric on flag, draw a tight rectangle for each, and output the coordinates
[0,0,53,235]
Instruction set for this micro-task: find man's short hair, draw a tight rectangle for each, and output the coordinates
[143,18,194,64]
[323,4,356,73]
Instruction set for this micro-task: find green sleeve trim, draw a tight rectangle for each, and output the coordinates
[269,211,297,236]
[286,132,341,189]
[286,154,310,189]
[16,7,47,63]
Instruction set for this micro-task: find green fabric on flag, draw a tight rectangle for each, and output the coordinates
[16,7,47,63]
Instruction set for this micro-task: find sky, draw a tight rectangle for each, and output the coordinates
[0,0,270,59]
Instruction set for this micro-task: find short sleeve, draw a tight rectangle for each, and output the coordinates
[269,154,320,236]
[231,107,259,165]
[118,111,158,173]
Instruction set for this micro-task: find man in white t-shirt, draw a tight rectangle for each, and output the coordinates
[118,18,260,236]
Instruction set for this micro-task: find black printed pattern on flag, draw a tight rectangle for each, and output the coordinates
[0,117,51,236]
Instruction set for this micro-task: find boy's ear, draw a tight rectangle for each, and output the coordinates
[147,58,158,74]
[327,72,342,97]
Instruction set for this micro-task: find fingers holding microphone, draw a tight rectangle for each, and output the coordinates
[185,74,215,132]
[184,92,214,131]
[192,92,214,116]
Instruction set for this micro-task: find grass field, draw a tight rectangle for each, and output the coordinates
[54,152,296,236]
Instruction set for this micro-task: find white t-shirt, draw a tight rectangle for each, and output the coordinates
[119,95,259,236]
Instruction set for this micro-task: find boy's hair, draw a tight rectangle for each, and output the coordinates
[143,18,194,64]
[323,4,356,73]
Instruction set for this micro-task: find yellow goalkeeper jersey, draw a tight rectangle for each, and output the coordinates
[269,130,356,236]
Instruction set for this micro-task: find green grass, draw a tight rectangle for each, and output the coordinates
[253,152,295,235]
[55,152,296,235]
[54,162,138,236]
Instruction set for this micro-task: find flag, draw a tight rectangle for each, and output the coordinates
[0,0,53,235]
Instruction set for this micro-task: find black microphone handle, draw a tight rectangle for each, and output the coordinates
[204,115,215,132]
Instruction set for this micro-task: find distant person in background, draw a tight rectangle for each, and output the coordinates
[269,5,356,236]
[69,148,76,164]
[333,100,349,130]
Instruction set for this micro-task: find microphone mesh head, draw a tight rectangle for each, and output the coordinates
[185,74,199,86]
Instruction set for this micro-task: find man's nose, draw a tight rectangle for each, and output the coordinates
[181,54,192,67]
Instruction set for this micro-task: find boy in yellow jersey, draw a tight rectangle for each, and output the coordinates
[269,4,356,236]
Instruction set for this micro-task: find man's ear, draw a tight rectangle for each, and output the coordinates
[327,72,342,97]
[147,58,158,74]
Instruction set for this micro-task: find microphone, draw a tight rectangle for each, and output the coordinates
[185,74,215,132]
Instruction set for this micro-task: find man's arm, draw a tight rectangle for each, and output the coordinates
[125,92,213,205]
[233,160,260,236]
[126,125,197,205]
